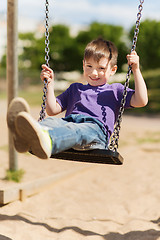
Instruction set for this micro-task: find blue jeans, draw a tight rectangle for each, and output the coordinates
[39,114,108,154]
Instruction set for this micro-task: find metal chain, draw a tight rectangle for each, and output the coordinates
[39,0,50,121]
[109,0,144,151]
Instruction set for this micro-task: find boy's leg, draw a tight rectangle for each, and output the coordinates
[14,112,106,159]
[15,112,52,159]
[40,116,107,154]
[15,113,76,158]
[7,97,30,152]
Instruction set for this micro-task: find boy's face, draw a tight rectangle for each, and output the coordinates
[83,57,117,87]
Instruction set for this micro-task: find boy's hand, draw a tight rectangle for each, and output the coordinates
[40,64,54,84]
[127,50,139,71]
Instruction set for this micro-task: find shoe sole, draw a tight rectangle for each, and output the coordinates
[15,112,51,159]
[7,97,30,152]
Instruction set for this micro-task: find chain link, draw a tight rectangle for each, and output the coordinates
[44,0,50,67]
[109,0,144,151]
[39,0,50,121]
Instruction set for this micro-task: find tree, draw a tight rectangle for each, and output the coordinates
[130,19,160,70]
[0,22,129,73]
[18,32,44,70]
[49,24,77,71]
[75,22,128,72]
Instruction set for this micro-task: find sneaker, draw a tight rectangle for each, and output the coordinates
[15,112,52,159]
[7,97,30,152]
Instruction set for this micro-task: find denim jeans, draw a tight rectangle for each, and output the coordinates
[39,114,108,154]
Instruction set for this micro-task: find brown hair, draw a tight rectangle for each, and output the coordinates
[84,38,118,67]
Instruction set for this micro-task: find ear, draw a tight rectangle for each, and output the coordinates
[83,60,85,70]
[110,65,117,76]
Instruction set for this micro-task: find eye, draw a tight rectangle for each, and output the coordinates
[86,64,92,68]
[99,67,105,70]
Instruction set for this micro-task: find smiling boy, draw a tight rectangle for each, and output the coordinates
[7,38,148,159]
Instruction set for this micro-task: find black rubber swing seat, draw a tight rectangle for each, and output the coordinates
[51,148,123,165]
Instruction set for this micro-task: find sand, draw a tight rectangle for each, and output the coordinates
[0,99,160,240]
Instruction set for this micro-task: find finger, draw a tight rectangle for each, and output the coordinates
[41,69,51,74]
[126,54,130,61]
[41,64,53,72]
[131,50,137,56]
[41,64,47,70]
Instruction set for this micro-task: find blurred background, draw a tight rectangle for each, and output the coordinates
[0,0,160,114]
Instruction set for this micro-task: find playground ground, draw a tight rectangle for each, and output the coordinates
[0,99,160,240]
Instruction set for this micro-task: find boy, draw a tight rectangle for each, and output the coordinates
[7,38,148,159]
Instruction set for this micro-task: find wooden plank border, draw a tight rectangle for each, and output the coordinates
[0,166,91,205]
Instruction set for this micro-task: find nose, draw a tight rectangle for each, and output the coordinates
[91,69,98,76]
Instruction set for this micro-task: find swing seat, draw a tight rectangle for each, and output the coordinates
[51,149,123,165]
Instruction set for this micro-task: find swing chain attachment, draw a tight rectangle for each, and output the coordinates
[109,0,144,152]
[39,0,50,122]
[44,0,50,67]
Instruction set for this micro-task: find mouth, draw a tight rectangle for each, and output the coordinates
[89,76,100,81]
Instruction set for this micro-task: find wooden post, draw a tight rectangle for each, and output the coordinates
[7,0,18,170]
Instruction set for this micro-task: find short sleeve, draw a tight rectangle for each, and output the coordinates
[117,83,135,108]
[56,87,70,111]
[125,89,135,108]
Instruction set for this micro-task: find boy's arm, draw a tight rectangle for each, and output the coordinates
[127,51,148,108]
[40,64,62,116]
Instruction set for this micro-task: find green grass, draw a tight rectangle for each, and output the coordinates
[19,87,42,106]
[0,91,7,100]
[5,169,25,183]
[137,132,160,144]
[0,145,8,151]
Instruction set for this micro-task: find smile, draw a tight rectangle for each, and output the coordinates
[89,76,100,81]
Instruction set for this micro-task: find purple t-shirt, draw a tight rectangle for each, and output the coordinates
[56,83,134,139]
